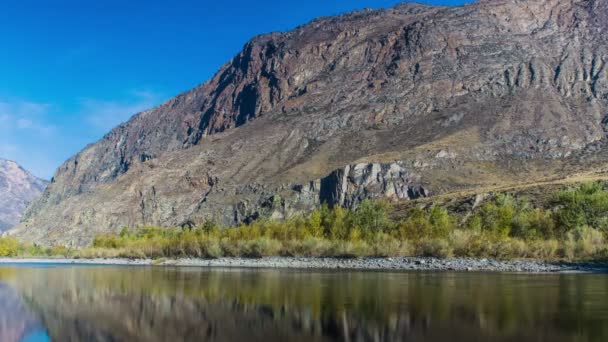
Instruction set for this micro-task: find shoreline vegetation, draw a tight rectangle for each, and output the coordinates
[1,182,608,263]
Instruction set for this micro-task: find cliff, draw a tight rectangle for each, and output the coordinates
[12,0,608,246]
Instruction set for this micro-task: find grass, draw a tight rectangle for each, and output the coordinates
[3,182,608,261]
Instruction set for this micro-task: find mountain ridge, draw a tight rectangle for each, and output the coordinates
[12,0,608,246]
[0,159,47,231]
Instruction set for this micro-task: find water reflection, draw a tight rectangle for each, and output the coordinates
[0,279,49,342]
[0,266,606,342]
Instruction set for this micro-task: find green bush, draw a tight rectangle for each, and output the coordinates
[553,182,608,235]
[417,239,453,259]
[468,194,525,238]
[0,238,20,257]
[350,200,391,239]
[6,181,604,261]
[562,225,606,259]
[245,238,282,258]
[371,233,402,257]
[396,206,453,241]
[467,194,559,240]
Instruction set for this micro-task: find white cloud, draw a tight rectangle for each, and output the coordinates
[83,89,163,132]
[0,99,60,178]
[0,88,164,178]
[0,100,55,136]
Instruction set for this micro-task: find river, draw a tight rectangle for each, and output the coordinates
[0,265,606,341]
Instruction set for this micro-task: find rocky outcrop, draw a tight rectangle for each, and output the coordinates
[233,162,428,224]
[0,160,47,231]
[11,0,608,246]
[317,162,428,207]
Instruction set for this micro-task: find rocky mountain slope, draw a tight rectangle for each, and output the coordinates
[0,160,47,231]
[12,0,608,246]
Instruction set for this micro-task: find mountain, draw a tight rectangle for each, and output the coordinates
[0,160,47,231]
[12,0,608,246]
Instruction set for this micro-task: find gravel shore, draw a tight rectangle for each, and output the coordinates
[0,257,606,273]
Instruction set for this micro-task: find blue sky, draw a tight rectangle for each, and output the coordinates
[0,0,470,178]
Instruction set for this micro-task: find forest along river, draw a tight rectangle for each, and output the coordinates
[0,265,606,342]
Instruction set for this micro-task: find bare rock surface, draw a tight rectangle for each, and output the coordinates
[11,0,608,246]
[0,160,47,231]
[0,257,606,273]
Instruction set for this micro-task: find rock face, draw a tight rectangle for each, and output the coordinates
[0,160,47,231]
[11,0,608,246]
[318,162,427,208]
[233,162,428,225]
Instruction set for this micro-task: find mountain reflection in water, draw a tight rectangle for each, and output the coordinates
[0,281,49,342]
[0,266,606,342]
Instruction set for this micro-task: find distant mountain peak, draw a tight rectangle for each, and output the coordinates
[0,159,47,231]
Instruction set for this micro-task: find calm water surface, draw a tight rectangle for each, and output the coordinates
[0,265,606,342]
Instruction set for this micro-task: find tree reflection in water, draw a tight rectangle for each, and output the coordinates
[0,266,606,342]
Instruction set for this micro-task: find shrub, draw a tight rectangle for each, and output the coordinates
[220,238,243,257]
[469,194,523,238]
[562,226,606,259]
[417,239,453,258]
[553,182,608,235]
[324,206,350,240]
[397,208,433,241]
[493,239,528,259]
[306,209,324,238]
[524,208,557,239]
[428,206,455,238]
[351,200,390,239]
[47,246,71,257]
[327,241,371,258]
[450,230,476,256]
[245,238,281,258]
[68,183,608,261]
[75,247,121,259]
[92,234,124,249]
[202,238,223,258]
[467,194,558,240]
[528,240,559,259]
[396,206,453,241]
[371,233,401,257]
[292,238,332,257]
[0,238,20,257]
[118,248,147,259]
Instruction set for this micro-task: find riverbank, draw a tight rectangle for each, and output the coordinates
[0,257,606,273]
